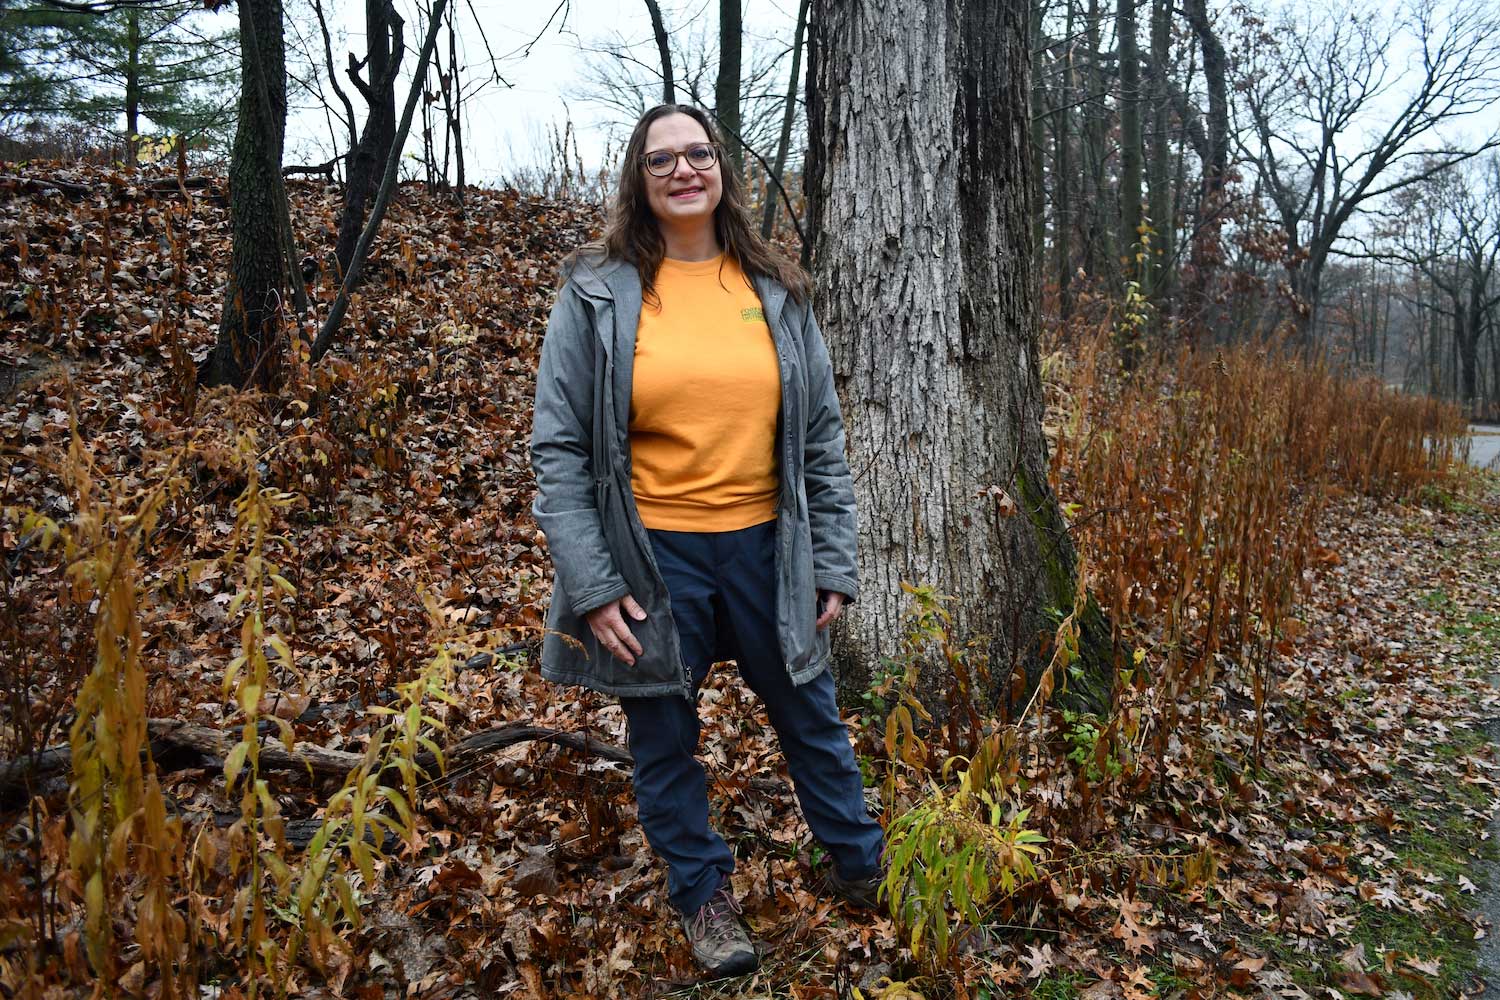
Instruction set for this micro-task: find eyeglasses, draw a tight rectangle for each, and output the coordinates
[640,143,718,177]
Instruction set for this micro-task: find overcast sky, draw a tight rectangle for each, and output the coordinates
[284,0,801,187]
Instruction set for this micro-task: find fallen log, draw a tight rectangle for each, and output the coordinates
[0,173,219,202]
[283,158,338,181]
[145,175,216,193]
[0,717,640,796]
[2,715,791,806]
[0,173,92,197]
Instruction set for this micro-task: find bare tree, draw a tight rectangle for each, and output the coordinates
[573,17,791,163]
[760,0,807,239]
[330,0,404,279]
[311,0,450,362]
[1233,0,1500,346]
[1379,157,1500,411]
[1179,0,1229,331]
[642,0,674,102]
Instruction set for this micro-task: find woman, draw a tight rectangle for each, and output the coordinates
[530,104,884,979]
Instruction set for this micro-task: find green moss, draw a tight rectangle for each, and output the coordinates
[1014,462,1116,715]
[1256,724,1492,1000]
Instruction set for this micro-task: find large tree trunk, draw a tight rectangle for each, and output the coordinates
[807,0,1111,713]
[199,0,286,389]
[335,0,403,279]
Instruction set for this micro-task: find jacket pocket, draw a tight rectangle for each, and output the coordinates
[592,474,679,689]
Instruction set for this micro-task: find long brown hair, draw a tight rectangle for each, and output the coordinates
[572,104,811,305]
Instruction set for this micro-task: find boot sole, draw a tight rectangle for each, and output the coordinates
[702,949,759,979]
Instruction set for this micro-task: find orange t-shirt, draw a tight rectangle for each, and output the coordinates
[629,254,781,531]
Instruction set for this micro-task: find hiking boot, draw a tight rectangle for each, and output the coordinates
[824,866,885,911]
[681,885,758,978]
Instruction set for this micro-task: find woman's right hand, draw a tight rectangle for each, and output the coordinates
[586,594,647,665]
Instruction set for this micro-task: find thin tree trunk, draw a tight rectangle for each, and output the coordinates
[1081,0,1111,280]
[808,0,1111,712]
[1145,0,1172,310]
[1116,0,1142,254]
[1029,0,1047,265]
[1057,0,1076,319]
[422,67,436,193]
[643,0,675,104]
[335,0,403,279]
[448,3,464,206]
[124,9,140,167]
[1182,0,1227,341]
[312,0,357,168]
[760,0,808,240]
[1116,0,1143,362]
[716,0,742,169]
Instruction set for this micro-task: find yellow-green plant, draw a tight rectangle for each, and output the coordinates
[212,432,301,995]
[869,583,943,820]
[881,734,1046,964]
[48,428,193,996]
[207,434,457,988]
[875,585,1062,969]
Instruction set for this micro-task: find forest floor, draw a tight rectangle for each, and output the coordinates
[1,164,1499,998]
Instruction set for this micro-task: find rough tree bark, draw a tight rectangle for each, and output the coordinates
[807,0,1112,713]
[198,0,287,389]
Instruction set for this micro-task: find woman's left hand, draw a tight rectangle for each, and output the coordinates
[815,590,847,630]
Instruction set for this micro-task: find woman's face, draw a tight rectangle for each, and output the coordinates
[640,113,723,230]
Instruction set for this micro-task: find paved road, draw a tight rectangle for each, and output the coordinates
[1473,426,1500,470]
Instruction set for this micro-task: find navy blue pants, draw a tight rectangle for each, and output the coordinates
[620,519,885,917]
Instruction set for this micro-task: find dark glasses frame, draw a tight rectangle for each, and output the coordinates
[639,142,720,177]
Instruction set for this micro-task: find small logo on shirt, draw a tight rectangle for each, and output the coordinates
[741,307,765,322]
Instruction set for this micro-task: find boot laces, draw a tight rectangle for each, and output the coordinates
[691,887,743,945]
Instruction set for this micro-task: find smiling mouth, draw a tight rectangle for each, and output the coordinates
[669,187,704,199]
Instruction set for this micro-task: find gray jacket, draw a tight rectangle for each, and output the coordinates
[530,254,859,699]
